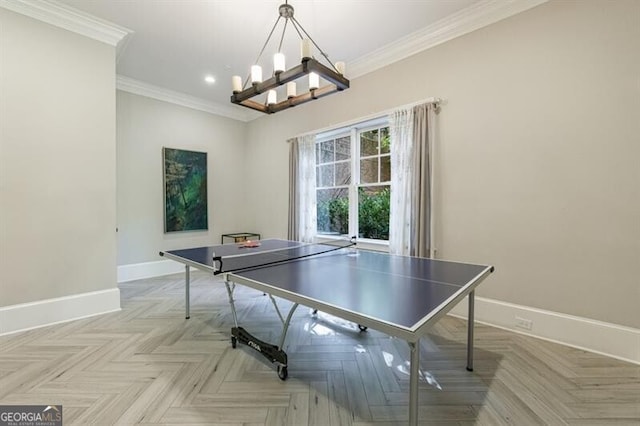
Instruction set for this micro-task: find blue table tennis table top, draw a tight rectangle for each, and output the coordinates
[162,239,493,340]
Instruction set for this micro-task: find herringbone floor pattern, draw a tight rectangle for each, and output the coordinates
[0,272,638,425]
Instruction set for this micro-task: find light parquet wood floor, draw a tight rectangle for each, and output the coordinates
[1,272,638,425]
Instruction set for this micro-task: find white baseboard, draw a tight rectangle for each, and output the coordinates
[449,296,640,365]
[0,288,121,336]
[117,259,184,283]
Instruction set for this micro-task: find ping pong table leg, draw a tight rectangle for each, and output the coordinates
[408,340,419,426]
[466,290,475,371]
[223,279,239,328]
[274,299,299,350]
[185,265,190,319]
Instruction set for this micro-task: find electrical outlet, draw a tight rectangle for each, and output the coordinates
[515,316,533,330]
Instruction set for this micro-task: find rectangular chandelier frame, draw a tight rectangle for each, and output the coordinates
[231,58,350,114]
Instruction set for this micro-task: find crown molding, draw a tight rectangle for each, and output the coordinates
[348,0,549,79]
[117,75,257,122]
[0,0,130,46]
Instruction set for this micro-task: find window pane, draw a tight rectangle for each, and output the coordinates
[335,161,351,185]
[319,140,334,163]
[380,127,390,154]
[318,164,334,187]
[335,137,350,161]
[317,188,349,235]
[360,130,378,157]
[381,155,391,182]
[315,123,391,242]
[360,158,378,184]
[358,186,390,240]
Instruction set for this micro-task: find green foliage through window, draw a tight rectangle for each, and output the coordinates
[317,195,348,235]
[317,187,390,239]
[358,187,390,240]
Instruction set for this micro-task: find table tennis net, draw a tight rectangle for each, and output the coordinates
[213,239,356,275]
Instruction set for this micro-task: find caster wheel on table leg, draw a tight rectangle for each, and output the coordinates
[358,324,368,332]
[277,365,288,380]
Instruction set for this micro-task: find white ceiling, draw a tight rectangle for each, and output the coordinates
[47,0,543,119]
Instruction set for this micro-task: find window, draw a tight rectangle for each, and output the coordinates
[316,119,390,241]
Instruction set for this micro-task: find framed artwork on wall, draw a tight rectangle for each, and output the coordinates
[163,147,208,233]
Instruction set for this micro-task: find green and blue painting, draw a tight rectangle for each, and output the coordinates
[163,147,208,232]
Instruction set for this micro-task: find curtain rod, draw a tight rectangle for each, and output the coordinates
[288,96,443,141]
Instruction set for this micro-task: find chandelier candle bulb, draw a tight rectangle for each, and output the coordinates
[309,72,319,90]
[273,53,285,74]
[267,89,277,105]
[286,82,296,98]
[301,39,312,60]
[335,61,346,75]
[251,65,262,84]
[232,75,243,93]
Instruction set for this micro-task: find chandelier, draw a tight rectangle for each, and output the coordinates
[230,1,350,114]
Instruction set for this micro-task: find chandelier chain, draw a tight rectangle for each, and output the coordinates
[253,16,283,71]
[277,18,289,53]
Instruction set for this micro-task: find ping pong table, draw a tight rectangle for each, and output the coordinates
[160,238,493,425]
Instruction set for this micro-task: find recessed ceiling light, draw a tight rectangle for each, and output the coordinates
[204,75,215,84]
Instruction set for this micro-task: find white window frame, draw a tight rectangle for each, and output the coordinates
[315,116,390,246]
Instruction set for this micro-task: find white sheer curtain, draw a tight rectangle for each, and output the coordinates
[388,108,415,255]
[388,102,437,257]
[287,134,316,242]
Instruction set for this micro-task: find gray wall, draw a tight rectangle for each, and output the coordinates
[243,0,640,328]
[0,9,117,306]
[116,91,248,265]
